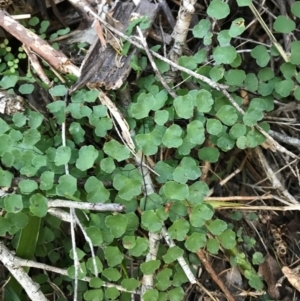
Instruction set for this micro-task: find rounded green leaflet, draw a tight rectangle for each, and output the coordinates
[122,235,136,249]
[185,232,206,252]
[4,194,23,213]
[178,55,197,70]
[294,86,300,100]
[174,94,194,119]
[93,104,107,117]
[68,262,86,279]
[275,79,294,97]
[209,65,225,82]
[198,147,219,163]
[225,69,246,86]
[291,41,300,65]
[143,289,159,301]
[162,124,183,148]
[0,134,13,156]
[121,278,140,291]
[2,152,14,167]
[229,18,245,37]
[207,219,227,235]
[292,1,300,18]
[187,181,209,204]
[140,259,161,275]
[194,49,207,64]
[84,289,103,301]
[129,237,149,257]
[163,246,184,264]
[168,202,187,222]
[141,210,162,232]
[76,145,99,171]
[207,0,230,19]
[258,67,274,81]
[244,73,258,92]
[172,157,201,184]
[49,84,67,97]
[217,30,231,46]
[29,193,47,217]
[251,45,270,67]
[89,277,103,288]
[0,217,11,236]
[29,16,39,26]
[19,83,34,95]
[103,140,130,162]
[154,58,170,74]
[86,226,103,246]
[207,238,219,254]
[163,181,189,200]
[105,287,120,299]
[104,246,124,267]
[40,171,54,191]
[216,105,238,126]
[229,123,246,139]
[168,219,189,241]
[189,203,214,227]
[206,118,222,135]
[69,122,85,144]
[154,110,169,126]
[136,133,159,155]
[217,134,235,151]
[54,146,71,166]
[18,179,38,194]
[156,271,172,291]
[130,93,154,119]
[0,119,10,135]
[187,120,205,145]
[69,247,86,260]
[86,257,103,275]
[167,287,184,301]
[155,161,174,183]
[252,252,264,265]
[243,108,264,126]
[95,117,113,137]
[0,75,18,89]
[23,128,41,146]
[213,46,237,64]
[56,174,77,196]
[105,214,128,238]
[273,15,295,33]
[28,111,44,129]
[218,229,236,249]
[193,19,211,38]
[236,0,252,6]
[192,89,214,113]
[6,212,28,230]
[245,270,264,291]
[100,157,115,173]
[280,63,295,79]
[89,184,115,206]
[113,174,141,201]
[102,268,121,281]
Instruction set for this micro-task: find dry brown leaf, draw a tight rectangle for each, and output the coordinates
[282,266,300,293]
[258,253,282,299]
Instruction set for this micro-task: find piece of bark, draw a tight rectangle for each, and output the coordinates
[70,0,159,92]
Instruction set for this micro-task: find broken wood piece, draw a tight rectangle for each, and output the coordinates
[70,0,159,92]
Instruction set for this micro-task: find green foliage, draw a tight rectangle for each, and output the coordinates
[2,2,295,299]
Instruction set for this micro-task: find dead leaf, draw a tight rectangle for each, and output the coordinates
[258,253,282,299]
[282,266,300,293]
